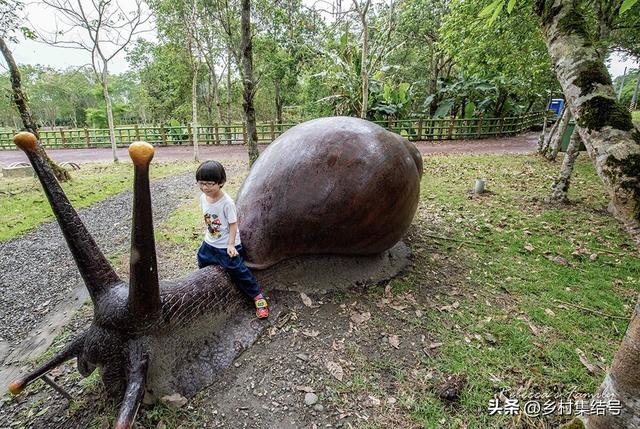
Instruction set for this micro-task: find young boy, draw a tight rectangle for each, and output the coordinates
[196,160,269,319]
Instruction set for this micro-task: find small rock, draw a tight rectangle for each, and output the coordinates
[387,397,397,405]
[590,253,598,261]
[296,353,309,361]
[160,393,187,408]
[313,404,324,412]
[305,392,318,406]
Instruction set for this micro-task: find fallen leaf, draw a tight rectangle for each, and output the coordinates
[326,361,344,381]
[483,333,497,344]
[576,348,602,375]
[527,322,540,336]
[363,395,381,407]
[350,311,371,325]
[296,385,315,393]
[553,256,569,266]
[524,244,535,252]
[302,329,319,337]
[439,301,460,312]
[415,309,423,317]
[389,304,408,311]
[389,335,400,349]
[544,308,555,317]
[428,342,444,349]
[384,283,392,298]
[300,292,313,308]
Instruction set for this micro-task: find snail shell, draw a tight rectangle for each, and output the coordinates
[237,116,423,269]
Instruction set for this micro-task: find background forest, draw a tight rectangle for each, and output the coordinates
[0,0,638,131]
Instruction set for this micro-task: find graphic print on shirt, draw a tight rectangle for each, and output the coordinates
[204,213,222,238]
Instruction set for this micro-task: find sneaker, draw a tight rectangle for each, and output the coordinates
[255,298,269,319]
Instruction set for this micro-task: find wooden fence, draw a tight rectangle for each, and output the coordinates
[0,112,544,150]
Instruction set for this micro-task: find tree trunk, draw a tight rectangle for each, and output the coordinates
[547,106,571,161]
[227,48,232,126]
[359,1,371,119]
[630,74,640,111]
[540,106,563,155]
[535,0,640,242]
[274,78,283,124]
[617,67,627,100]
[240,0,259,165]
[538,96,553,152]
[192,65,199,162]
[549,126,581,203]
[0,37,70,181]
[586,296,640,429]
[101,67,118,163]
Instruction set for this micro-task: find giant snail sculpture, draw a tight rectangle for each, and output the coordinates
[7,117,423,428]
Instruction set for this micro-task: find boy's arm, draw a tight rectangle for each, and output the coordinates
[227,222,239,257]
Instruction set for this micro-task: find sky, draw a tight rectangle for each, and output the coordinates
[2,0,156,74]
[1,1,638,78]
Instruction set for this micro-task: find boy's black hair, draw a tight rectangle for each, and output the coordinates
[196,160,227,184]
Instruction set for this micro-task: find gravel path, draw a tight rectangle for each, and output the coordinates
[0,171,196,347]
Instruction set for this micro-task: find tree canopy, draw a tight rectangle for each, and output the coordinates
[1,0,638,130]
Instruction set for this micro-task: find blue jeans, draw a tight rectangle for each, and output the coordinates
[197,242,262,299]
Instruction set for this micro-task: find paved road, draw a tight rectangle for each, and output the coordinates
[0,132,539,165]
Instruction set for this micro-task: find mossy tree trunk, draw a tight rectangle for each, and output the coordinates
[535,0,640,244]
[549,127,581,203]
[535,2,640,428]
[587,299,640,429]
[0,37,71,182]
[546,107,571,161]
[539,105,564,154]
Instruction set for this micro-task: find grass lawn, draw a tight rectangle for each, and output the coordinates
[4,153,638,429]
[0,161,196,242]
[144,153,638,428]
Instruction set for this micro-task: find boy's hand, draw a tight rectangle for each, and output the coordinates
[227,245,239,258]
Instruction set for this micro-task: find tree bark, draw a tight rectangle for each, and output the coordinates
[0,37,70,181]
[540,106,563,155]
[547,106,571,161]
[535,0,640,243]
[358,0,371,119]
[187,0,200,161]
[538,95,553,152]
[240,0,259,165]
[192,65,199,162]
[549,126,581,203]
[227,48,232,126]
[586,297,640,429]
[101,67,118,163]
[274,78,283,124]
[630,74,640,111]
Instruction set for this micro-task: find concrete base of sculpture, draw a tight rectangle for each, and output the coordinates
[143,242,410,400]
[256,241,410,293]
[2,165,35,178]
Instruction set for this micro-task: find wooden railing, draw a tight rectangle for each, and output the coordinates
[0,112,544,150]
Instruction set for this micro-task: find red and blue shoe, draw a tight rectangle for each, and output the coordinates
[254,295,269,319]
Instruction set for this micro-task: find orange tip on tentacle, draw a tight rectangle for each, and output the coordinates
[128,141,154,167]
[8,380,25,395]
[13,132,37,152]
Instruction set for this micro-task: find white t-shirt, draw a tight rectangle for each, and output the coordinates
[200,192,241,248]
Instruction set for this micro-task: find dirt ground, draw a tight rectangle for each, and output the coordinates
[0,207,471,429]
[0,133,539,166]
